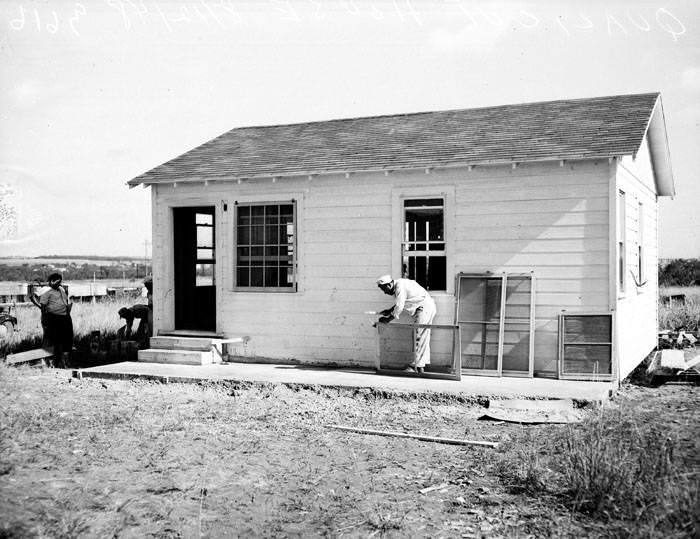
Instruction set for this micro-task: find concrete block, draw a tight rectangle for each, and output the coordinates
[6,347,54,366]
[660,349,686,369]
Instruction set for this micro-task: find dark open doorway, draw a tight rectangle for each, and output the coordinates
[173,207,216,331]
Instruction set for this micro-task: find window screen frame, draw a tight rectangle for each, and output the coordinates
[455,272,536,378]
[401,197,447,292]
[558,312,614,381]
[233,200,298,293]
[375,322,462,381]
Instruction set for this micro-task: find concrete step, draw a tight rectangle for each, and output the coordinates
[149,336,220,351]
[138,348,213,366]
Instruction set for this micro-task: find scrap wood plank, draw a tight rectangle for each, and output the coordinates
[419,483,450,494]
[479,398,583,424]
[327,424,498,448]
[5,347,54,366]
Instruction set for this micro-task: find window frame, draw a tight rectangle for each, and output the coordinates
[455,272,536,378]
[617,190,627,295]
[195,212,215,287]
[392,184,455,296]
[401,197,447,292]
[558,312,614,381]
[233,200,298,293]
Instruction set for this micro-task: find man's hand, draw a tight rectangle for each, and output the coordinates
[379,308,394,316]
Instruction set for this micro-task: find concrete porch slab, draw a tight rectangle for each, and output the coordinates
[73,361,615,403]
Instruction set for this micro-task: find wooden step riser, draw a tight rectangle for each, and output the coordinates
[138,349,213,366]
[149,337,222,351]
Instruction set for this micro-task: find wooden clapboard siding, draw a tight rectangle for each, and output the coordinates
[454,239,609,253]
[453,252,608,267]
[305,206,390,219]
[455,198,608,215]
[456,212,609,227]
[615,135,660,380]
[453,160,610,374]
[455,224,609,241]
[150,159,614,372]
[455,265,609,279]
[304,244,390,256]
[304,217,388,230]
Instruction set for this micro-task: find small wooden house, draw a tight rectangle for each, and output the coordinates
[128,93,675,382]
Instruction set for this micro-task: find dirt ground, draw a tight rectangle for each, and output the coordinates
[0,365,697,538]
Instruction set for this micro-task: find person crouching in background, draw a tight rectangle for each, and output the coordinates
[39,272,74,367]
[117,304,150,348]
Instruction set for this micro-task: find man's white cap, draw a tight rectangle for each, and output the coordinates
[376,275,393,285]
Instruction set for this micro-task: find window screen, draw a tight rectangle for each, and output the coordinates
[560,314,612,378]
[456,273,534,377]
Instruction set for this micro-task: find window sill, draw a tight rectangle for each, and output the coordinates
[233,287,298,293]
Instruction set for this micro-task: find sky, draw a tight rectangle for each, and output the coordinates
[0,0,698,258]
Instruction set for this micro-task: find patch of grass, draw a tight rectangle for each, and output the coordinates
[494,428,552,495]
[1,299,135,357]
[659,298,700,332]
[561,410,689,521]
[495,407,698,538]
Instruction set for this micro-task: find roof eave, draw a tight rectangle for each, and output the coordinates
[129,155,623,187]
[640,95,676,197]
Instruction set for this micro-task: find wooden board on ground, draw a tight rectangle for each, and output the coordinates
[5,347,54,366]
[479,398,583,424]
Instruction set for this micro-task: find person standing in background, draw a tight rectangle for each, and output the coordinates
[39,273,73,367]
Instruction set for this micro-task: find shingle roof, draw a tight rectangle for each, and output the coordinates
[128,93,661,186]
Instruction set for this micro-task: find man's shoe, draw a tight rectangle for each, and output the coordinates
[403,366,416,373]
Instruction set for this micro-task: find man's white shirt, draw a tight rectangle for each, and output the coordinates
[390,279,431,319]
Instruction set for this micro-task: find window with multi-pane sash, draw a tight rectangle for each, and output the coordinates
[401,198,446,291]
[235,202,296,291]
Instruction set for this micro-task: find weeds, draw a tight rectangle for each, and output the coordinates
[659,297,700,332]
[1,299,135,361]
[494,427,554,495]
[659,286,700,332]
[495,408,699,537]
[562,410,675,516]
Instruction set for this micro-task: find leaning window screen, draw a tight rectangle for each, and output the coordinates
[236,203,296,290]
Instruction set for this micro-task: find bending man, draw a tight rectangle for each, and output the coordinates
[376,275,436,374]
[118,304,151,346]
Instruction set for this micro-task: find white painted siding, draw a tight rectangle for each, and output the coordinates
[150,159,611,375]
[452,160,610,374]
[616,136,659,380]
